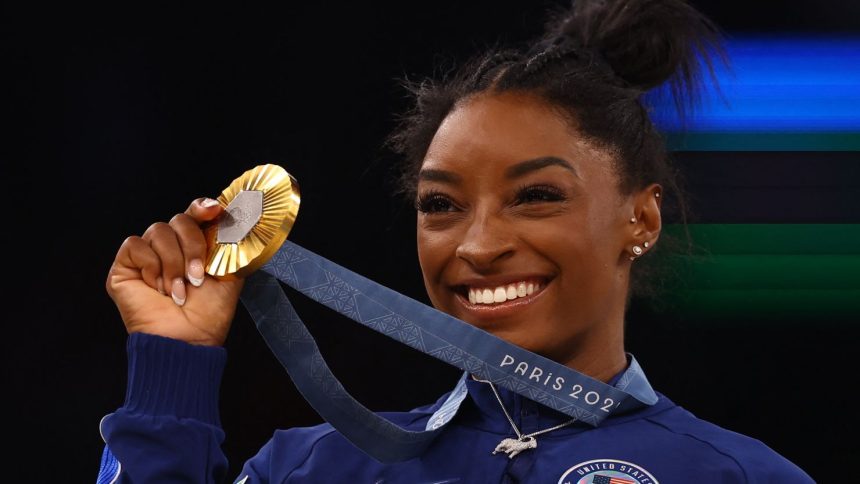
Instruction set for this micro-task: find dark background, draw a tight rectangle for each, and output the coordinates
[4,1,858,481]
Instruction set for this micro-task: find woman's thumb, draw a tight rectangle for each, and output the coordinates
[186,197,224,223]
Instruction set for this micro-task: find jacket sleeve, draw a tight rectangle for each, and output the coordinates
[97,332,230,483]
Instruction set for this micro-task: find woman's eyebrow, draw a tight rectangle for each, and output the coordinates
[417,156,578,185]
[506,156,580,179]
[417,168,462,184]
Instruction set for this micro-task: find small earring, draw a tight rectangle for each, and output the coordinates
[655,192,660,198]
[629,245,643,261]
[630,217,636,223]
[643,241,649,248]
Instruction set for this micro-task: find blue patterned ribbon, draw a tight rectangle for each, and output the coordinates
[239,240,657,462]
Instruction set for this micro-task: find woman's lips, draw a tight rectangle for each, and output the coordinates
[453,279,550,321]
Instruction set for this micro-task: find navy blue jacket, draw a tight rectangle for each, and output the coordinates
[98,332,814,483]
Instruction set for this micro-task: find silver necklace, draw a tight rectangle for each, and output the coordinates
[471,375,577,459]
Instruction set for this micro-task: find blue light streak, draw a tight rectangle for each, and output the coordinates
[650,36,860,133]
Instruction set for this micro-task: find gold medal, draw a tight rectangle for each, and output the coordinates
[203,164,300,279]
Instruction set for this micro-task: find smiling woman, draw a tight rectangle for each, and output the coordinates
[413,92,647,378]
[97,0,815,483]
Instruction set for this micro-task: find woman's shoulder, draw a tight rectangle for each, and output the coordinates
[641,393,814,482]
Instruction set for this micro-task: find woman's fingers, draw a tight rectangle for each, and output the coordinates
[107,235,163,296]
[142,221,187,306]
[132,197,223,305]
[169,212,208,287]
[179,197,225,289]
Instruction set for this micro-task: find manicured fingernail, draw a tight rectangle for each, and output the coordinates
[156,276,165,295]
[171,277,186,306]
[200,198,219,208]
[187,259,204,287]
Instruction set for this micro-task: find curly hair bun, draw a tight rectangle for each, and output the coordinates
[539,0,725,93]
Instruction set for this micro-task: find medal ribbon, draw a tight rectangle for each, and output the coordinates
[239,240,658,463]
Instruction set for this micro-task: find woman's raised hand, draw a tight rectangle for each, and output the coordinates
[105,197,245,346]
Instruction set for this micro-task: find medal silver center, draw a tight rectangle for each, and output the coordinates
[218,190,263,243]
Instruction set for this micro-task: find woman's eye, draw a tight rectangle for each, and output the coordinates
[515,185,566,204]
[416,194,457,213]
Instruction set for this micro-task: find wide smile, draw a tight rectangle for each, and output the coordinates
[451,276,552,321]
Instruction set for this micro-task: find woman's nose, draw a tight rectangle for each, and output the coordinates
[455,214,516,270]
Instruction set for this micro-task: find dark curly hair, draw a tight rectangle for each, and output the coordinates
[384,0,727,307]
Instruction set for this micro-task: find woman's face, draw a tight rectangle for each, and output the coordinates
[416,91,659,368]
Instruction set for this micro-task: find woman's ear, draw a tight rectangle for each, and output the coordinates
[628,183,662,257]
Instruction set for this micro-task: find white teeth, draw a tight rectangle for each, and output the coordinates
[466,281,544,305]
[517,282,527,297]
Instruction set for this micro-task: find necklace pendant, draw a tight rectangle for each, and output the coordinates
[492,436,537,459]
